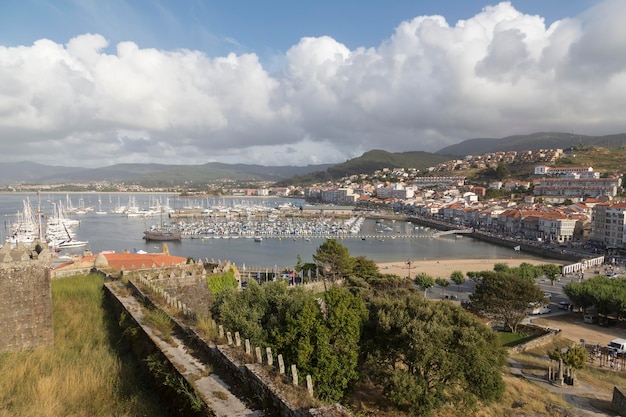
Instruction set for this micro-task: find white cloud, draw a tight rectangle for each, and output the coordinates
[0,1,625,167]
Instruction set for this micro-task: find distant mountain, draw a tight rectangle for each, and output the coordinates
[435,132,626,157]
[0,161,85,184]
[0,161,334,186]
[275,150,452,185]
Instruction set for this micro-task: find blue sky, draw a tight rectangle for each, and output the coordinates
[0,0,623,167]
[2,1,594,64]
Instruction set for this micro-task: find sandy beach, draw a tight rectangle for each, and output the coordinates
[377,257,566,279]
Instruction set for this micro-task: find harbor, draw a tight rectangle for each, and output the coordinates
[1,193,553,269]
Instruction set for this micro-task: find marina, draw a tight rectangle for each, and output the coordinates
[1,193,548,269]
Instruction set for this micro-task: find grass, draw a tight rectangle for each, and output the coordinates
[498,331,532,347]
[0,273,168,417]
[143,308,174,342]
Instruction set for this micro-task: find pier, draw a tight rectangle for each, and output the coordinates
[432,228,473,238]
[187,232,432,240]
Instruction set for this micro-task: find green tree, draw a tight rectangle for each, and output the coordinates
[450,270,465,292]
[274,286,366,402]
[313,239,355,283]
[542,264,562,286]
[564,276,626,317]
[469,270,545,333]
[466,271,482,291]
[352,256,381,281]
[295,254,304,274]
[493,263,510,273]
[414,273,435,298]
[365,295,506,416]
[495,162,510,180]
[210,281,268,345]
[548,344,586,371]
[435,278,450,296]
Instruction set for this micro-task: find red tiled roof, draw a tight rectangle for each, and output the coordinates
[85,252,188,271]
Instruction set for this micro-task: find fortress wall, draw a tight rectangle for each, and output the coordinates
[0,243,53,352]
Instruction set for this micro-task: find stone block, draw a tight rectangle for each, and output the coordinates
[291,364,298,386]
[234,332,241,347]
[278,354,285,374]
[306,375,313,396]
[226,331,233,345]
[255,346,263,363]
[266,347,273,366]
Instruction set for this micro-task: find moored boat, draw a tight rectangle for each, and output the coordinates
[143,229,182,241]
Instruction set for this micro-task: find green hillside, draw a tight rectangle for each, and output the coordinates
[276,150,452,185]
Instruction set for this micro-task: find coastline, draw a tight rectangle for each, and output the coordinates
[377,257,567,279]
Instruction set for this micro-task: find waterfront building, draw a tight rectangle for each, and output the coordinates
[532,176,621,203]
[590,202,626,249]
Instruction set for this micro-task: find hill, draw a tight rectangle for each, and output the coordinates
[0,161,333,186]
[276,150,452,185]
[436,132,626,157]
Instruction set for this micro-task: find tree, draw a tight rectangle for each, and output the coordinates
[548,344,586,371]
[435,278,450,296]
[352,256,381,282]
[469,270,545,333]
[313,239,355,283]
[466,271,482,291]
[450,270,465,292]
[365,294,506,416]
[541,263,562,286]
[274,286,366,402]
[548,344,586,381]
[414,274,435,298]
[295,254,304,274]
[493,263,510,273]
[210,281,268,345]
[564,276,626,317]
[495,162,510,180]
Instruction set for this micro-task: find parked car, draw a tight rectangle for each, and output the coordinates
[608,338,626,354]
[599,316,617,327]
[528,305,551,315]
[558,301,572,310]
[544,292,552,300]
[583,313,598,324]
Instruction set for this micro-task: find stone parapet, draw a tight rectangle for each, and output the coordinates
[0,242,53,352]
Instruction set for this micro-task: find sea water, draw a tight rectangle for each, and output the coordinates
[1,192,539,269]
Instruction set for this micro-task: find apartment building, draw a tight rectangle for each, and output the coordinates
[590,202,626,249]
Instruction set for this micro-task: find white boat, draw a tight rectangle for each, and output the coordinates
[57,239,88,249]
[95,196,107,215]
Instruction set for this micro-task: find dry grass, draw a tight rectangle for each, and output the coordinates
[194,313,218,340]
[0,273,168,417]
[143,308,174,342]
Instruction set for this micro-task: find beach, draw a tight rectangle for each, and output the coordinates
[377,257,566,279]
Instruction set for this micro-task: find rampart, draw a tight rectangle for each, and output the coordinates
[123,276,353,417]
[0,242,53,352]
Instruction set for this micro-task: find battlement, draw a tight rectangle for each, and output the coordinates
[0,241,53,352]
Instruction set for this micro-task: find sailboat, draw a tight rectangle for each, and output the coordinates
[95,196,107,215]
[143,209,182,241]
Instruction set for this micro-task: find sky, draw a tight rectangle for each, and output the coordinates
[1,0,624,168]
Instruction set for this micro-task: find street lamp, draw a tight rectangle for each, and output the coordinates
[406,259,412,280]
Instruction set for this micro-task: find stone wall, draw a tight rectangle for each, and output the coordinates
[125,278,353,417]
[508,325,557,354]
[0,242,53,352]
[612,386,626,415]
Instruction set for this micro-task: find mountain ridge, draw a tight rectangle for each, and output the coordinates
[5,132,626,186]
